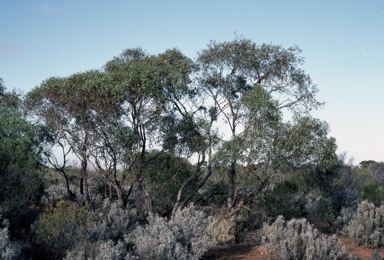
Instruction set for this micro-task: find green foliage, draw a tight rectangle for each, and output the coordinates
[307,196,335,225]
[328,186,361,215]
[335,164,369,195]
[361,183,384,207]
[0,78,4,95]
[32,202,93,259]
[276,117,341,193]
[360,160,377,169]
[0,93,44,219]
[0,37,366,258]
[199,39,335,209]
[143,151,193,214]
[263,180,300,219]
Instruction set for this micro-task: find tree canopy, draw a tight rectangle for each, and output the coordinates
[0,80,44,219]
[24,38,340,216]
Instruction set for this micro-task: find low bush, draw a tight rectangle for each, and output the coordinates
[361,184,384,206]
[306,196,335,225]
[0,218,23,260]
[89,199,132,241]
[32,198,134,259]
[344,200,384,248]
[206,217,236,244]
[170,204,214,256]
[262,180,300,219]
[32,201,92,259]
[126,204,213,259]
[63,239,128,260]
[262,216,345,259]
[331,206,356,234]
[328,187,361,214]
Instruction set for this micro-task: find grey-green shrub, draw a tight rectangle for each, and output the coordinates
[64,240,128,260]
[331,206,356,234]
[33,199,133,259]
[345,200,384,248]
[126,213,188,259]
[61,199,133,258]
[262,216,345,259]
[126,204,213,260]
[169,203,214,256]
[0,219,22,260]
[89,199,132,241]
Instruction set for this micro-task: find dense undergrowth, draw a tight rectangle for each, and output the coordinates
[2,164,384,260]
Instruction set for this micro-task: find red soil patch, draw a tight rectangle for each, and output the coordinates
[203,236,384,260]
[339,235,384,259]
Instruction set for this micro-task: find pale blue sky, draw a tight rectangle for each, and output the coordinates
[1,0,383,163]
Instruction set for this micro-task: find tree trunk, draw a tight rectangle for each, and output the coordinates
[177,163,212,214]
[80,176,84,195]
[109,182,113,199]
[227,162,236,209]
[62,171,76,199]
[172,155,206,216]
[114,183,124,206]
[80,156,90,202]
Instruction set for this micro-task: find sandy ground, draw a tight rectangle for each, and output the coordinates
[203,236,384,260]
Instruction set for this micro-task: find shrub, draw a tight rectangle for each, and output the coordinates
[331,206,356,234]
[329,187,361,214]
[206,217,236,244]
[0,219,23,260]
[345,200,384,248]
[306,196,335,225]
[32,201,94,259]
[64,239,128,260]
[89,199,132,241]
[94,240,128,260]
[170,203,214,256]
[126,204,213,259]
[361,184,384,206]
[316,188,361,233]
[262,180,300,219]
[34,198,134,259]
[262,216,345,259]
[126,213,188,259]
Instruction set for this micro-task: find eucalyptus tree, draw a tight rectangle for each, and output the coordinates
[103,48,170,207]
[25,71,114,202]
[197,37,324,211]
[104,48,218,212]
[151,49,220,214]
[0,81,44,219]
